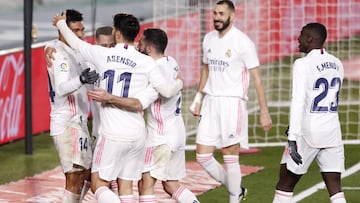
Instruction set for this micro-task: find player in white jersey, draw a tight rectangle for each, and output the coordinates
[53,12,183,203]
[90,26,115,145]
[189,1,272,202]
[47,9,99,203]
[272,23,346,203]
[136,28,199,203]
[46,25,119,197]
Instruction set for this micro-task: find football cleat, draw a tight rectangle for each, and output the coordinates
[238,187,247,202]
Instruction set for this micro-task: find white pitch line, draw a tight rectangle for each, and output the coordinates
[0,189,26,195]
[342,187,360,190]
[293,162,360,202]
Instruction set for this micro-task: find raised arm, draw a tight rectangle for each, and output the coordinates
[52,11,84,51]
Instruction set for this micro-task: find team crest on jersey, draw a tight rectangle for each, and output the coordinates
[59,63,69,71]
[225,49,231,57]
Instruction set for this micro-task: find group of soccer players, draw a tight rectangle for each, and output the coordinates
[47,6,198,203]
[46,0,347,203]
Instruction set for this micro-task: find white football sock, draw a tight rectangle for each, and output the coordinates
[63,189,80,203]
[119,194,136,203]
[272,190,293,203]
[94,186,120,203]
[224,155,241,203]
[330,192,346,203]
[172,185,200,203]
[139,195,156,203]
[196,153,227,186]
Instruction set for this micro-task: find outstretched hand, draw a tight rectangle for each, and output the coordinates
[288,140,303,165]
[52,10,66,27]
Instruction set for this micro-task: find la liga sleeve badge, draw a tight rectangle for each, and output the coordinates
[59,63,69,72]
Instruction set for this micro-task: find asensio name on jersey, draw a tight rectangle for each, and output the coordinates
[107,55,137,68]
[55,20,165,141]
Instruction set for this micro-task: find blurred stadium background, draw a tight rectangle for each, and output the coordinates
[1,0,360,146]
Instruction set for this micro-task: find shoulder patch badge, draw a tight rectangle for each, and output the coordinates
[59,63,69,71]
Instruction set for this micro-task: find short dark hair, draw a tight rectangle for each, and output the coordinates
[113,13,140,42]
[304,22,327,45]
[62,9,83,26]
[143,28,168,54]
[216,0,235,12]
[95,26,113,39]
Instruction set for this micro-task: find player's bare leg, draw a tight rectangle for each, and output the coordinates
[275,164,302,191]
[63,164,92,202]
[139,172,156,195]
[91,172,119,203]
[64,171,84,202]
[118,179,136,202]
[272,164,302,203]
[322,172,346,203]
[139,172,157,203]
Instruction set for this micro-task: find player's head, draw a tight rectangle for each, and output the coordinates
[298,22,327,53]
[95,26,114,48]
[213,0,235,32]
[138,28,168,55]
[113,13,140,43]
[61,9,85,39]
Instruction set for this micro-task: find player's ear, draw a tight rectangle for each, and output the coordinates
[230,12,235,22]
[114,30,122,42]
[307,35,313,43]
[146,44,152,53]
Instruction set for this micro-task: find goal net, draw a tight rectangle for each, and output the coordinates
[152,0,360,146]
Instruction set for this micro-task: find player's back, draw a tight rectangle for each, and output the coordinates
[81,43,160,140]
[296,48,344,147]
[148,56,182,121]
[146,56,186,150]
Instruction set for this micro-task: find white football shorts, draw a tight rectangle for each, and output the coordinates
[92,135,146,181]
[196,95,249,149]
[52,123,92,173]
[280,136,345,175]
[143,144,186,181]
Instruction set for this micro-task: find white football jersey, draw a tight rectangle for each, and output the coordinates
[80,43,164,141]
[146,56,186,150]
[202,26,260,99]
[47,40,89,136]
[288,49,344,148]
